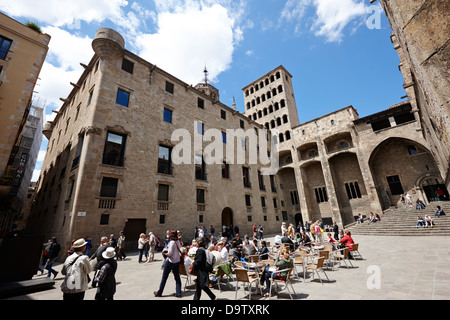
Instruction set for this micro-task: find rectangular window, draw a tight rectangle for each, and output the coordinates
[159,215,166,224]
[243,167,251,188]
[121,58,134,74]
[222,131,227,144]
[387,175,404,195]
[103,132,126,166]
[195,155,206,180]
[163,108,172,123]
[240,120,245,129]
[116,89,130,107]
[197,121,204,135]
[198,98,204,109]
[0,36,13,60]
[273,198,278,209]
[258,170,265,191]
[221,109,226,119]
[158,145,172,175]
[100,214,110,225]
[261,196,266,208]
[100,177,118,198]
[71,134,84,168]
[158,184,169,201]
[67,178,76,199]
[270,175,276,192]
[245,194,252,207]
[222,162,229,178]
[290,190,299,205]
[197,188,205,204]
[165,81,174,94]
[314,187,328,203]
[345,182,362,199]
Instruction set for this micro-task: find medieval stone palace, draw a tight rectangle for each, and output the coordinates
[27,22,449,253]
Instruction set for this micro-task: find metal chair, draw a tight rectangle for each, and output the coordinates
[305,256,330,285]
[333,247,354,269]
[234,267,262,300]
[268,267,296,299]
[179,263,193,291]
[350,243,363,260]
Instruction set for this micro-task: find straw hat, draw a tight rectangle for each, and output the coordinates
[73,238,87,248]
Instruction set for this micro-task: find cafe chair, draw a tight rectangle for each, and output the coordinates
[234,267,262,300]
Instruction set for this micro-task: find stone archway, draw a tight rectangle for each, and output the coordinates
[221,207,234,229]
[419,176,449,202]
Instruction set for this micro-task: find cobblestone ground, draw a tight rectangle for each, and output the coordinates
[5,234,450,300]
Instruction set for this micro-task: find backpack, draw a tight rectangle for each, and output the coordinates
[204,249,215,272]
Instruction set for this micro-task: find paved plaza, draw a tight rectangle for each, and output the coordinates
[4,234,450,301]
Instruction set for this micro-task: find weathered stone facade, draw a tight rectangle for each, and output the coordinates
[28,22,448,256]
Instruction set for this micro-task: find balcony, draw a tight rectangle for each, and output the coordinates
[98,198,116,209]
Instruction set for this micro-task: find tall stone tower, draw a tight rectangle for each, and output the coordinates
[242,65,300,147]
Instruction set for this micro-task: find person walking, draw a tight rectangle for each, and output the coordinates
[94,247,117,300]
[154,230,182,298]
[44,237,61,279]
[332,221,339,240]
[137,233,147,263]
[60,238,93,300]
[116,231,126,261]
[192,237,217,300]
[147,232,156,263]
[89,236,110,287]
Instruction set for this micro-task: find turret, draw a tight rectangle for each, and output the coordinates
[91,28,125,61]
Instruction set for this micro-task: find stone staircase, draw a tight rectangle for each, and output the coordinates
[348,201,450,236]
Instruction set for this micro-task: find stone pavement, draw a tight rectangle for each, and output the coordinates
[3,234,450,300]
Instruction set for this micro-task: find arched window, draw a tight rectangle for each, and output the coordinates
[270,120,276,128]
[255,84,259,91]
[270,75,275,82]
[246,102,251,110]
[279,133,284,142]
[263,108,268,116]
[274,102,279,111]
[258,110,262,118]
[280,99,286,108]
[265,78,269,86]
[276,117,282,126]
[245,90,249,97]
[283,114,288,123]
[256,97,260,104]
[267,91,271,99]
[265,123,270,130]
[285,131,291,140]
[252,99,255,107]
[253,113,257,120]
[269,105,273,113]
[276,72,281,79]
[260,81,264,88]
[272,88,277,96]
[250,87,254,94]
[261,94,266,102]
[278,85,283,93]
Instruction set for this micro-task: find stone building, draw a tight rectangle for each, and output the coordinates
[373,0,450,193]
[0,13,50,238]
[29,19,448,256]
[28,28,285,252]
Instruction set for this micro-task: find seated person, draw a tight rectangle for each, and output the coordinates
[416,216,425,228]
[259,241,270,260]
[434,206,445,218]
[228,241,241,263]
[280,236,295,252]
[260,251,293,298]
[326,233,336,243]
[338,230,355,259]
[231,233,243,247]
[298,231,312,248]
[241,241,257,262]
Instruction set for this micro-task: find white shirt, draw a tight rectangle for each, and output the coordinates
[61,252,93,293]
[219,247,229,263]
[167,240,181,263]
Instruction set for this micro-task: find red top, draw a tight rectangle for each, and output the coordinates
[340,235,354,249]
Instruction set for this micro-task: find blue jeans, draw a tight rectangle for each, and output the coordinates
[44,257,58,277]
[156,260,181,297]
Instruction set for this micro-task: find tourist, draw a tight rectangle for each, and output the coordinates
[228,240,241,263]
[137,233,147,263]
[356,214,363,224]
[424,215,434,228]
[60,238,92,300]
[94,247,117,300]
[147,232,156,262]
[192,237,217,300]
[258,224,264,240]
[338,230,355,259]
[416,216,425,228]
[260,250,293,298]
[259,240,269,260]
[416,198,426,210]
[434,206,445,218]
[116,231,126,261]
[45,237,61,279]
[154,230,182,298]
[281,222,288,237]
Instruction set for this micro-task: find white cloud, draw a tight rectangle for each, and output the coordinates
[280,0,370,43]
[136,2,242,85]
[0,0,128,27]
[32,169,41,182]
[37,150,46,162]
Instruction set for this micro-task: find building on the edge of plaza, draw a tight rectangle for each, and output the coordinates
[28,22,448,259]
[372,0,450,192]
[0,13,50,238]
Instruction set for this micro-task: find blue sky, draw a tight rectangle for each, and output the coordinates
[0,0,406,181]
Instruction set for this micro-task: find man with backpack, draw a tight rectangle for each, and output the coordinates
[60,238,93,300]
